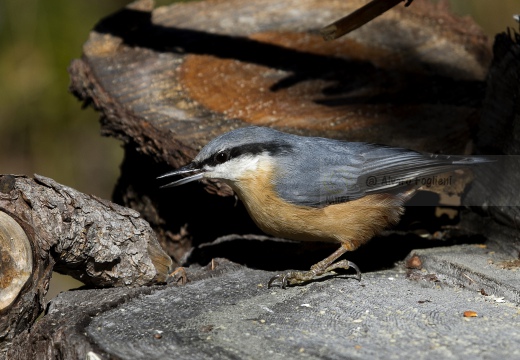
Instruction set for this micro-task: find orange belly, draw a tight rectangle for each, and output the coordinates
[228,164,405,251]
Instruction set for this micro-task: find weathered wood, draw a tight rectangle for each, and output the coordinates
[6,285,159,360]
[0,174,172,355]
[7,257,520,360]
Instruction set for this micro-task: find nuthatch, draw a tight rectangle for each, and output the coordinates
[159,126,490,288]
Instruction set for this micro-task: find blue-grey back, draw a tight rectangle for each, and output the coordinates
[269,131,486,207]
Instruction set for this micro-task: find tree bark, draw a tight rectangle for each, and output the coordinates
[463,30,520,232]
[0,174,172,355]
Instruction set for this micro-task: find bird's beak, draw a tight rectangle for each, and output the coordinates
[157,163,204,188]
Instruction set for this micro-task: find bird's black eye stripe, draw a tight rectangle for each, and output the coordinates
[201,142,293,167]
[229,142,293,158]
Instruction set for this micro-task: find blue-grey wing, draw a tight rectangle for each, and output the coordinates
[274,139,487,207]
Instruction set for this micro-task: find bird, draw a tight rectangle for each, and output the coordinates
[158,126,491,288]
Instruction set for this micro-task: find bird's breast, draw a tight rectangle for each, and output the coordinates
[228,163,405,249]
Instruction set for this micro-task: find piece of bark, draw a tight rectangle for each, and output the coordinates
[68,0,492,260]
[320,0,410,41]
[475,30,520,155]
[463,30,520,229]
[0,174,172,354]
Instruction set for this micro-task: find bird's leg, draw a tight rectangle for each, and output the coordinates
[268,245,361,289]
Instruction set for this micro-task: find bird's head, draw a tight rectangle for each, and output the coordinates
[158,126,294,188]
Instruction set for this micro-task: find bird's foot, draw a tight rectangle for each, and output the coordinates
[169,266,188,285]
[267,259,361,289]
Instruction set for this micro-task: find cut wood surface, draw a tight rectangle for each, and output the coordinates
[7,256,520,360]
[69,0,491,167]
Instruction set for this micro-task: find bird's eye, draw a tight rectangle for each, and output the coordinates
[215,151,229,164]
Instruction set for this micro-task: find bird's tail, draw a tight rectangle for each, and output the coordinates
[428,154,496,166]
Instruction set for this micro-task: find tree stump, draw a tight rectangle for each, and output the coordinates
[69,0,492,266]
[7,258,520,359]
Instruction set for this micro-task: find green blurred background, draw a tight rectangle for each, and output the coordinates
[0,0,128,199]
[0,0,517,298]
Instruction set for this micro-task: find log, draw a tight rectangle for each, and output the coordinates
[70,0,490,154]
[68,0,492,262]
[0,174,172,355]
[7,285,159,360]
[7,257,520,359]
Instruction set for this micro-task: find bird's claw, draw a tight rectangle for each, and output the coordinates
[267,260,362,289]
[346,260,362,281]
[267,274,288,289]
[267,272,296,289]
